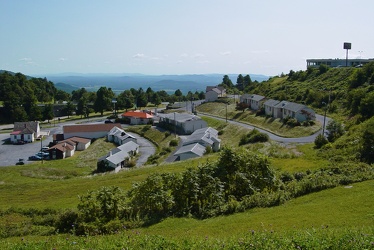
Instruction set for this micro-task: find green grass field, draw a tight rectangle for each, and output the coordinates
[1,180,373,249]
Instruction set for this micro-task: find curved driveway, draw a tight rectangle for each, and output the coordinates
[200,113,331,144]
[127,132,155,166]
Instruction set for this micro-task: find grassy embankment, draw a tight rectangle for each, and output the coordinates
[196,101,321,138]
[1,180,373,249]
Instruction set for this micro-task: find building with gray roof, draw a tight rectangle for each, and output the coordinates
[157,112,207,135]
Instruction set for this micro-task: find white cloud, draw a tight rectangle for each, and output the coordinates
[196,60,210,64]
[250,50,270,54]
[58,57,67,61]
[220,51,231,56]
[193,53,205,58]
[132,53,146,59]
[19,57,32,61]
[180,53,189,58]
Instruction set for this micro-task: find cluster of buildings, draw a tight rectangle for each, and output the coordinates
[239,94,316,122]
[174,127,221,161]
[98,126,140,172]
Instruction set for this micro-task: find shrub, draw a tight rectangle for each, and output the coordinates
[164,131,171,138]
[314,134,328,149]
[248,132,269,143]
[286,118,300,127]
[239,129,269,145]
[169,139,179,147]
[204,145,212,155]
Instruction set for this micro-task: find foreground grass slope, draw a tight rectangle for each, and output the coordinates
[2,180,373,249]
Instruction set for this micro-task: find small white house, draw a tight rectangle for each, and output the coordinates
[239,94,252,105]
[158,113,207,135]
[97,141,140,172]
[48,141,76,159]
[282,102,316,122]
[174,143,206,161]
[67,136,91,151]
[205,89,220,102]
[273,100,289,119]
[182,127,221,152]
[107,126,137,145]
[249,94,266,110]
[10,121,40,143]
[264,99,280,117]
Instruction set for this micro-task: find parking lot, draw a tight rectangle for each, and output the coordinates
[0,126,61,167]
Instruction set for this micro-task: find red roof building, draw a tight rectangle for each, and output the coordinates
[121,110,154,125]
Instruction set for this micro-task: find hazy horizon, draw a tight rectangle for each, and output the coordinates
[1,1,373,76]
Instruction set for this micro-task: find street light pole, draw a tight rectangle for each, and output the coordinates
[322,102,327,136]
[41,135,43,164]
[226,102,228,123]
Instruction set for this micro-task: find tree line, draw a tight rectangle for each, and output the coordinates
[0,71,205,123]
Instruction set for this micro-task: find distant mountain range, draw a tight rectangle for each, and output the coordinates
[37,73,269,94]
[1,70,269,94]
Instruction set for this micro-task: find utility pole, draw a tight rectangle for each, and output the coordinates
[226,102,228,123]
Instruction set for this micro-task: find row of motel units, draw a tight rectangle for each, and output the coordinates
[240,94,316,122]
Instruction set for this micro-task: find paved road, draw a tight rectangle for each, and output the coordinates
[198,113,331,144]
[127,132,156,166]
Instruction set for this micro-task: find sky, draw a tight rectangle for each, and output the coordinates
[1,0,373,77]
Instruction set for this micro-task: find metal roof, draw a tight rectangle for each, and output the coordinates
[264,99,280,107]
[174,143,206,157]
[283,102,306,112]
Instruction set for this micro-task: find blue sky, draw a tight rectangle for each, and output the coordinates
[1,0,373,76]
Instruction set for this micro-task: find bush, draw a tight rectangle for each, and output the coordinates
[169,139,179,147]
[204,145,212,155]
[314,134,328,149]
[286,118,300,127]
[239,129,269,145]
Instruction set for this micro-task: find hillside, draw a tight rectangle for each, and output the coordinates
[248,64,374,123]
[54,82,79,93]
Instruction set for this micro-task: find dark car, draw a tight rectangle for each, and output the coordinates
[104,120,114,124]
[29,155,42,161]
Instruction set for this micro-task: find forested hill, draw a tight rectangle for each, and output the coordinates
[245,63,374,123]
[0,71,59,123]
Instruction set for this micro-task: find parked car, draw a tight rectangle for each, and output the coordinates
[29,155,42,161]
[36,152,49,158]
[104,120,114,124]
[41,146,49,151]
